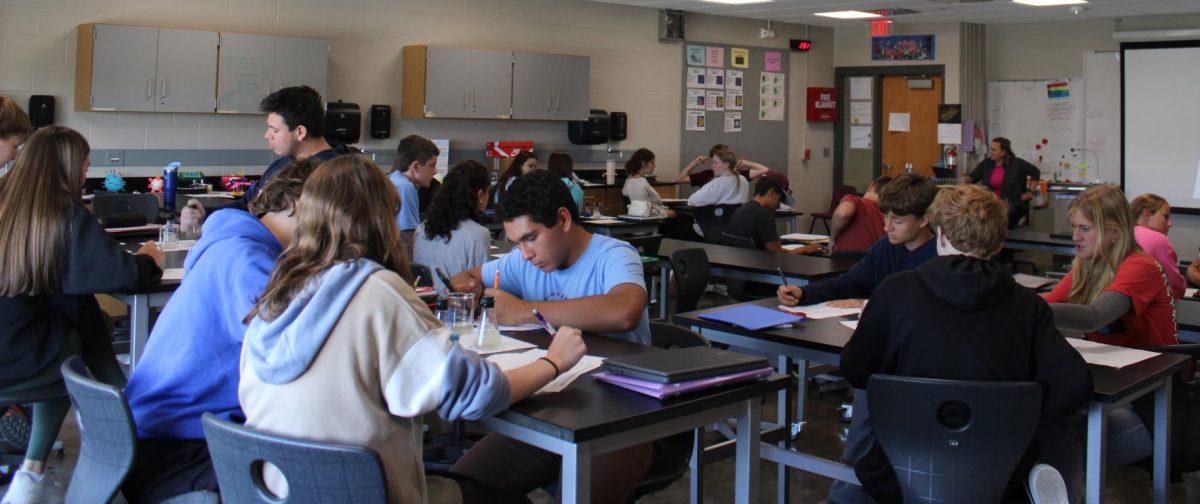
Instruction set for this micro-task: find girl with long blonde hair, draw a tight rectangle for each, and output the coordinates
[0,126,162,502]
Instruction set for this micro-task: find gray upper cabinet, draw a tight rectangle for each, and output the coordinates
[155,29,219,113]
[217,34,329,114]
[407,46,512,119]
[80,25,159,112]
[511,52,589,121]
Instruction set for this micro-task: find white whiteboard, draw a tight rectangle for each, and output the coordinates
[987,79,1084,180]
[1083,51,1121,185]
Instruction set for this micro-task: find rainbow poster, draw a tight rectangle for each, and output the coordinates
[1047,80,1070,99]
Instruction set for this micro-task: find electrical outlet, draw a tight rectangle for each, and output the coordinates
[823,147,831,158]
[107,149,124,166]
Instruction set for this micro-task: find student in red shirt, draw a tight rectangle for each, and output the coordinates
[829,176,891,254]
[1041,184,1178,348]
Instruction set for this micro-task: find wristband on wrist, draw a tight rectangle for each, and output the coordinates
[538,357,560,378]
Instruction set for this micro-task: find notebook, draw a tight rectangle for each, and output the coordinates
[603,346,769,383]
[593,366,774,399]
[697,304,805,331]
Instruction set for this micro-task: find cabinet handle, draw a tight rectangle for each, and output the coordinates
[146,79,154,99]
[473,90,478,110]
[266,82,272,95]
[546,92,552,111]
[159,79,168,99]
[464,90,468,109]
[554,93,560,113]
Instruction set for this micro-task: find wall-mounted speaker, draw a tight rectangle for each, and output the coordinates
[370,105,391,140]
[28,95,54,129]
[609,112,627,141]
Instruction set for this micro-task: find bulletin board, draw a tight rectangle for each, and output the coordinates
[986,79,1084,179]
[680,43,789,174]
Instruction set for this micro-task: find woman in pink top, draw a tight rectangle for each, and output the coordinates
[963,137,1041,228]
[1131,193,1185,298]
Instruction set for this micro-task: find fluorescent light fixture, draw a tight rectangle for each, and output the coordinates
[815,10,883,19]
[700,0,775,4]
[1012,0,1088,6]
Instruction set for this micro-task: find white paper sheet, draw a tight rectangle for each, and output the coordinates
[850,126,873,149]
[686,67,706,88]
[888,112,911,132]
[937,123,962,145]
[487,350,605,394]
[705,68,725,89]
[780,233,830,242]
[781,302,863,319]
[583,218,624,225]
[459,334,537,356]
[723,112,742,133]
[705,90,725,111]
[850,77,872,100]
[1014,273,1057,289]
[1066,338,1159,369]
[686,110,705,132]
[498,323,544,332]
[161,268,184,281]
[850,101,872,125]
[686,89,706,110]
[839,321,859,330]
[725,70,744,90]
[725,91,743,111]
[1186,287,1197,298]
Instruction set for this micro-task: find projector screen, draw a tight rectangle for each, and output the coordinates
[1123,41,1200,213]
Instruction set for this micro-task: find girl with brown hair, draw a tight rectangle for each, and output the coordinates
[0,126,162,502]
[238,154,585,503]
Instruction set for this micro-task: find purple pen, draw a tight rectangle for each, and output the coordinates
[532,309,557,335]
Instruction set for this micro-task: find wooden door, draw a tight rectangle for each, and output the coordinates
[881,75,942,177]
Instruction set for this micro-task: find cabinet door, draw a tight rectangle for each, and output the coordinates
[155,29,218,113]
[511,52,557,120]
[423,47,473,118]
[274,36,328,101]
[551,54,590,120]
[216,33,274,113]
[90,25,158,111]
[467,49,513,119]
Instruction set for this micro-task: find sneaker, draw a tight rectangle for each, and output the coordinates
[1,469,65,504]
[1027,463,1068,504]
[0,406,31,454]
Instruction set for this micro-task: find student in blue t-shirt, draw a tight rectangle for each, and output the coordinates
[777,173,939,308]
[388,134,440,251]
[448,170,653,503]
[121,159,317,503]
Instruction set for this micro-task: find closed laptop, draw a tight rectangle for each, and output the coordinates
[603,346,769,383]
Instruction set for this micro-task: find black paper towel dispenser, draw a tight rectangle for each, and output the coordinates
[325,101,361,144]
[567,109,609,145]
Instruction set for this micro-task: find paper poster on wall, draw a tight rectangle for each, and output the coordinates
[731,48,749,68]
[686,68,706,88]
[686,89,706,110]
[726,91,743,111]
[685,110,706,131]
[433,139,450,177]
[706,46,724,67]
[706,68,725,89]
[764,51,782,72]
[849,77,872,100]
[937,123,962,144]
[850,102,872,125]
[726,70,743,90]
[758,72,785,121]
[686,45,705,66]
[1047,79,1069,99]
[850,125,873,149]
[705,90,725,111]
[724,112,742,133]
[887,112,911,132]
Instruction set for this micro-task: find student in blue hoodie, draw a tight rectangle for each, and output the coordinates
[121,159,318,503]
[777,173,939,309]
[238,154,586,503]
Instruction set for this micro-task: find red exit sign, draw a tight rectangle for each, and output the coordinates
[789,39,812,52]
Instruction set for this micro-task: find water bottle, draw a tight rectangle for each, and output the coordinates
[159,215,179,250]
[163,162,180,210]
[904,162,913,173]
[476,295,501,350]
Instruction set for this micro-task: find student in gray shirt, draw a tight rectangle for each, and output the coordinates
[414,160,493,293]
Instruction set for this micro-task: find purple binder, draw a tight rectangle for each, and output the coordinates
[593,366,774,400]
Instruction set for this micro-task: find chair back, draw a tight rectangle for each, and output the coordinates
[1135,344,1200,475]
[60,355,136,504]
[721,232,759,250]
[202,413,387,503]
[692,204,741,244]
[649,321,710,349]
[827,185,858,213]
[92,193,160,225]
[410,263,434,288]
[867,374,1042,504]
[669,248,710,315]
[624,234,663,257]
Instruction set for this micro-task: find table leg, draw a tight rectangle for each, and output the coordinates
[562,442,593,504]
[690,427,704,504]
[1086,401,1107,504]
[735,397,762,504]
[1153,380,1172,504]
[128,294,151,370]
[659,262,670,320]
[777,355,794,504]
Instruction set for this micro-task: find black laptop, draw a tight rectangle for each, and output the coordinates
[603,346,769,383]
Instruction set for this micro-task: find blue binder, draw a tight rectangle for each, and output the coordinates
[697,304,804,331]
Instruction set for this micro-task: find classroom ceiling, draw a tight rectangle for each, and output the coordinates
[587,0,1200,27]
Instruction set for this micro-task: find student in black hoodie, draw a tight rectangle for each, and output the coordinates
[0,127,163,502]
[831,184,1092,504]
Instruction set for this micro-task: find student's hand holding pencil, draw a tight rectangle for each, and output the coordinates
[483,287,529,325]
[545,326,586,375]
[777,285,803,307]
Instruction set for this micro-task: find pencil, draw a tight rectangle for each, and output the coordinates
[412,275,422,288]
[494,270,500,290]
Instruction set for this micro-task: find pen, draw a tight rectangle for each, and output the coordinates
[777,267,789,287]
[435,268,456,293]
[532,308,556,335]
[412,275,422,288]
